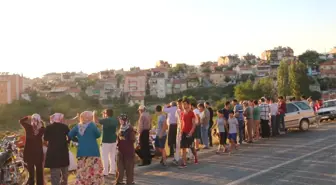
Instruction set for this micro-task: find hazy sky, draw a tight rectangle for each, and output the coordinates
[0,0,335,78]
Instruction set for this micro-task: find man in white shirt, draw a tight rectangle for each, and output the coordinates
[268,98,279,136]
[164,101,178,157]
[173,99,183,165]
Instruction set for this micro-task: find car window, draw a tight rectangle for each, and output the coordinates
[286,103,299,113]
[294,102,311,110]
[323,101,336,108]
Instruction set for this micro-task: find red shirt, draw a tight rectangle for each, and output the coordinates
[278,101,286,114]
[181,110,195,133]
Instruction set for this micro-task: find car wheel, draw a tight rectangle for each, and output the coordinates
[300,119,309,131]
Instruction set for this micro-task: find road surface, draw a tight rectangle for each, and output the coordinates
[102,122,336,185]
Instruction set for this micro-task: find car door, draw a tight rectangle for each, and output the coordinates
[285,103,300,128]
[294,101,315,121]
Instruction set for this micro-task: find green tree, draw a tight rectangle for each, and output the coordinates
[224,76,231,83]
[298,50,320,66]
[288,62,310,99]
[277,60,290,97]
[234,80,256,100]
[202,67,211,73]
[254,77,274,98]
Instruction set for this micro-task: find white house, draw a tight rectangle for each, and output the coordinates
[148,77,166,98]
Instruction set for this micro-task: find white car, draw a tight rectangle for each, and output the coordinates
[318,99,336,122]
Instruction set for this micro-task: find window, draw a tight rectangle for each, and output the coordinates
[294,102,311,110]
[323,101,336,108]
[286,103,299,113]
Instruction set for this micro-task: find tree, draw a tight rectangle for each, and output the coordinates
[115,74,124,88]
[277,60,290,97]
[202,67,211,73]
[234,80,256,100]
[215,66,224,72]
[224,76,231,83]
[288,61,310,99]
[254,77,275,98]
[298,50,320,66]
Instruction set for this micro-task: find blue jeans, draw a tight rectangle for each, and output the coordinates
[201,124,209,148]
[238,120,245,144]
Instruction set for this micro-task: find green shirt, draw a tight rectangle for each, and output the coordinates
[99,117,118,143]
[253,106,261,120]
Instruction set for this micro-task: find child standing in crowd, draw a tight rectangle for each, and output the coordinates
[155,105,168,166]
[215,110,228,154]
[228,111,239,154]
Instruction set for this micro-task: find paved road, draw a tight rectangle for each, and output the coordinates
[104,122,336,185]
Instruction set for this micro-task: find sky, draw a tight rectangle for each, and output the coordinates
[0,0,335,78]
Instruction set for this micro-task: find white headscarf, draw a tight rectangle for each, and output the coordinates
[78,111,93,136]
[50,113,65,124]
[31,114,43,136]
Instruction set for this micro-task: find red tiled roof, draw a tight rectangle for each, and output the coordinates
[320,70,336,74]
[320,59,336,66]
[223,70,237,75]
[67,88,81,93]
[173,79,187,84]
[125,72,147,77]
[151,67,168,72]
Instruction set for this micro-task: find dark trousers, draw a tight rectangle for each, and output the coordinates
[208,122,213,147]
[168,124,177,156]
[278,114,285,131]
[50,167,68,185]
[260,119,270,138]
[271,115,279,136]
[238,120,245,144]
[27,159,44,185]
[116,152,134,184]
[139,130,151,165]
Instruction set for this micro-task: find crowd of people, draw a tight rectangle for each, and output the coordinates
[17,95,321,185]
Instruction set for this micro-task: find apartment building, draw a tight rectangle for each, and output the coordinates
[255,63,271,77]
[261,46,294,66]
[124,72,147,104]
[218,55,240,66]
[156,60,172,68]
[0,74,24,104]
[320,59,336,78]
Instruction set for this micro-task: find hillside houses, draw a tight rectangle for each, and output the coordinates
[18,45,336,106]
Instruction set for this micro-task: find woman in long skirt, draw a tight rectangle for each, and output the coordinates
[68,111,104,185]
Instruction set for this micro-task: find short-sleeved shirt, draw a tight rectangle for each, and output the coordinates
[217,117,226,133]
[99,117,118,143]
[253,106,261,120]
[156,114,167,136]
[222,108,230,120]
[181,110,195,133]
[228,118,238,134]
[163,106,178,124]
[199,109,210,126]
[234,104,244,121]
[244,107,253,119]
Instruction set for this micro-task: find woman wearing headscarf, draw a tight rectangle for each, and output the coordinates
[44,113,74,185]
[68,111,104,185]
[19,114,45,185]
[115,114,136,185]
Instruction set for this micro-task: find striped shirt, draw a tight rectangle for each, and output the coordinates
[259,103,270,120]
